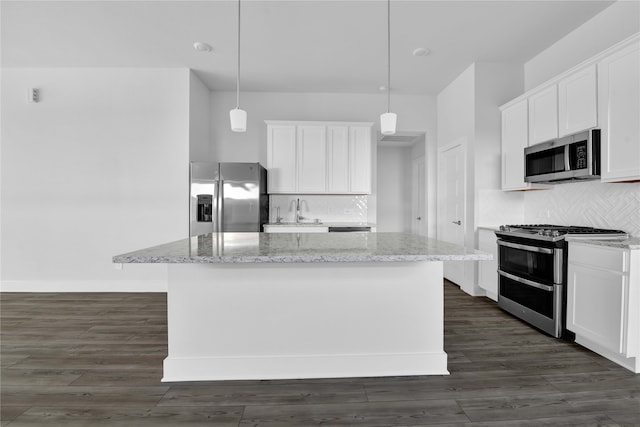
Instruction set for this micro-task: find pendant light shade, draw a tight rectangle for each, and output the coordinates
[230,0,247,132]
[380,0,396,135]
[230,108,247,132]
[380,112,397,136]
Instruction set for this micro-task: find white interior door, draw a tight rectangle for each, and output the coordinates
[438,140,466,286]
[412,156,426,236]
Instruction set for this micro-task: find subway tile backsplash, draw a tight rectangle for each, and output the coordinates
[269,195,369,224]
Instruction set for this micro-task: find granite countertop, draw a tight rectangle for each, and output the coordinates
[566,236,640,250]
[113,232,492,264]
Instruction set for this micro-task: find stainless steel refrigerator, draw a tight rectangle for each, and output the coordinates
[189,162,268,236]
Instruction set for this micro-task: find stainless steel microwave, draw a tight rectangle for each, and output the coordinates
[524,129,600,184]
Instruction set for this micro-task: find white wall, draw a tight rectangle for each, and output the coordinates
[377,146,412,232]
[437,62,524,295]
[1,68,191,291]
[474,62,526,227]
[189,71,213,162]
[437,65,475,150]
[524,1,640,91]
[437,65,476,294]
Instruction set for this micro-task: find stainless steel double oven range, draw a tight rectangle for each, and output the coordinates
[495,225,627,338]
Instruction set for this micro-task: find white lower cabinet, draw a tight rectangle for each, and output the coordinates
[477,228,498,301]
[567,241,639,373]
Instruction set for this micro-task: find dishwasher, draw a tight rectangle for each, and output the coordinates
[328,226,371,232]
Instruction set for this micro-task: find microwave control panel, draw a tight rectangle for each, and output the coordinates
[575,142,587,169]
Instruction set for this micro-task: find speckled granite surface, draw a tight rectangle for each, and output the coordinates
[113,232,492,264]
[566,236,640,250]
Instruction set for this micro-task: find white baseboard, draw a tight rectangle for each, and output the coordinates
[0,280,167,293]
[162,352,449,382]
[575,335,639,374]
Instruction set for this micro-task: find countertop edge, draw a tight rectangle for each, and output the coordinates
[112,253,492,264]
[565,236,640,250]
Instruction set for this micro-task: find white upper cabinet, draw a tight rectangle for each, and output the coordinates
[348,126,372,194]
[598,39,640,183]
[267,125,297,193]
[558,64,598,137]
[266,121,373,194]
[326,126,350,193]
[501,99,530,191]
[528,85,558,145]
[297,125,327,193]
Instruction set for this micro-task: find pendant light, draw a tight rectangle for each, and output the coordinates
[230,0,247,132]
[380,0,396,135]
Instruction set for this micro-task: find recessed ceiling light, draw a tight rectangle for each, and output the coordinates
[193,42,213,53]
[412,47,431,57]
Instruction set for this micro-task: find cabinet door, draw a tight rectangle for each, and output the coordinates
[598,40,640,182]
[327,126,350,193]
[558,65,597,137]
[477,229,498,301]
[528,85,558,145]
[267,125,297,193]
[297,125,327,193]
[349,126,372,194]
[567,263,627,354]
[501,100,529,191]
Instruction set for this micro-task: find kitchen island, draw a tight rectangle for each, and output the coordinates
[114,232,491,381]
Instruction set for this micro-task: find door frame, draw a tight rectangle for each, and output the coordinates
[437,138,468,287]
[437,138,467,243]
[412,156,426,236]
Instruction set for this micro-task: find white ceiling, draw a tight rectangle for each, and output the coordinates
[1,0,616,95]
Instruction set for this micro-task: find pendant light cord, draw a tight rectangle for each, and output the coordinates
[236,0,241,109]
[386,0,391,113]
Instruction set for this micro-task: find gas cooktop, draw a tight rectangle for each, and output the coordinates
[496,224,628,242]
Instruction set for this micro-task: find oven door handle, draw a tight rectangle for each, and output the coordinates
[497,240,554,254]
[498,270,555,292]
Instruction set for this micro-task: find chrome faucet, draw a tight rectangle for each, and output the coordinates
[295,198,306,223]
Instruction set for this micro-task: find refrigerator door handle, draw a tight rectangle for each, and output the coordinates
[212,179,219,233]
[218,179,224,232]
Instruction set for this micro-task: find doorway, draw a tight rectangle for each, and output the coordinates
[376,131,426,233]
[438,138,467,286]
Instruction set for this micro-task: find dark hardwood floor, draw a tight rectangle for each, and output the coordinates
[1,281,639,426]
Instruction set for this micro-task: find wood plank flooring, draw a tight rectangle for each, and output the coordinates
[2,281,639,426]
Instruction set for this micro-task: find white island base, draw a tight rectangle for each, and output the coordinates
[163,261,448,381]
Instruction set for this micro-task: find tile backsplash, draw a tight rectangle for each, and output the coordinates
[269,195,369,223]
[523,181,640,236]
